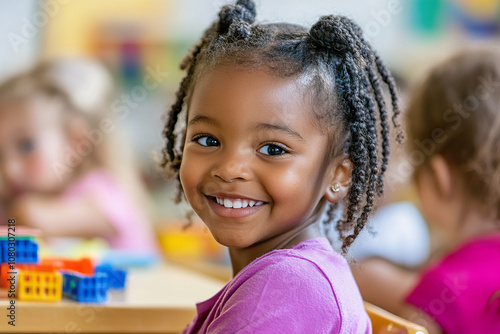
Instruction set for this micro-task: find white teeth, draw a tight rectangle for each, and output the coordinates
[213,197,263,209]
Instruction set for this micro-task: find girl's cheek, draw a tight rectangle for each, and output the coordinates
[26,151,62,191]
[179,155,197,191]
[30,155,54,187]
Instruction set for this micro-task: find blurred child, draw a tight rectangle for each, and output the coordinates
[161,1,403,332]
[0,58,158,254]
[353,48,500,334]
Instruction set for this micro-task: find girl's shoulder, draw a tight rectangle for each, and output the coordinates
[417,232,500,285]
[439,232,500,269]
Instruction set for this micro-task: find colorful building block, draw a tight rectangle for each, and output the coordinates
[95,264,127,290]
[100,250,159,268]
[0,239,38,263]
[0,263,56,288]
[62,272,108,303]
[41,257,94,275]
[17,270,62,302]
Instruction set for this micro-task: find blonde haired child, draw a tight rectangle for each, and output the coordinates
[0,58,158,254]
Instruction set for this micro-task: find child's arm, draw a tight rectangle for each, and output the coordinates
[398,304,442,334]
[352,257,442,334]
[8,193,116,238]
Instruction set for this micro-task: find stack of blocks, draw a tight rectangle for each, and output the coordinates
[0,232,127,303]
[0,236,62,302]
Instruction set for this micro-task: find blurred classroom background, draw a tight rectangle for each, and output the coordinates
[0,0,499,271]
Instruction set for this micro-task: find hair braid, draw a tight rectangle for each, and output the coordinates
[334,55,369,241]
[309,15,400,251]
[341,54,380,252]
[366,67,391,194]
[161,24,218,190]
[374,57,404,142]
[342,18,404,143]
[329,17,394,196]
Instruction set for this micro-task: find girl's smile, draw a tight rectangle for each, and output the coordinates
[180,66,337,251]
[205,192,266,218]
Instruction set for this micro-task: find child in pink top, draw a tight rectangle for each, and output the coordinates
[161,1,404,332]
[0,58,157,254]
[406,233,500,333]
[63,169,157,253]
[184,238,369,333]
[353,48,500,334]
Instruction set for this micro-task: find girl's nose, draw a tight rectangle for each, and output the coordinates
[211,150,252,182]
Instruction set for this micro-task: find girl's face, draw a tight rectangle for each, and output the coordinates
[180,66,335,249]
[0,101,69,202]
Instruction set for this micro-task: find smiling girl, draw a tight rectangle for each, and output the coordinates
[162,1,403,333]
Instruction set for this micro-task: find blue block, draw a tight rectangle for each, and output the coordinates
[0,239,38,263]
[95,264,127,290]
[62,272,108,303]
[100,250,159,268]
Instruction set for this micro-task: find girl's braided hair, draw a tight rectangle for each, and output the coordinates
[161,0,403,253]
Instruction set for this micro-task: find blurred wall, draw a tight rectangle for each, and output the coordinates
[0,1,39,81]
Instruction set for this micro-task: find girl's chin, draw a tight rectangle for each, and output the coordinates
[209,230,256,249]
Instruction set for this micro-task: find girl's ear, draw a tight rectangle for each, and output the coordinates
[428,154,453,199]
[325,158,352,203]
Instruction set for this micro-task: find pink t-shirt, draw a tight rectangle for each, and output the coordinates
[64,169,158,254]
[183,237,371,334]
[405,233,500,334]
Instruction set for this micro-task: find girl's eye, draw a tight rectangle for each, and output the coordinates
[258,144,288,156]
[18,139,35,154]
[195,135,220,147]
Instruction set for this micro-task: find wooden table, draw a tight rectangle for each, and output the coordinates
[0,262,226,333]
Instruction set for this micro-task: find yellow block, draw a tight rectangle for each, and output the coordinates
[159,231,204,258]
[158,224,224,259]
[18,270,62,302]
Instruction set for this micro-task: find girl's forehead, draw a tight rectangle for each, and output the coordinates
[188,65,331,134]
[0,98,65,130]
[191,65,308,107]
[194,68,302,116]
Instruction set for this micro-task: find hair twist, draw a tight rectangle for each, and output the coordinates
[218,0,256,39]
[309,15,359,56]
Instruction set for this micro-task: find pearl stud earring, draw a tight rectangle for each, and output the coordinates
[331,183,340,193]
